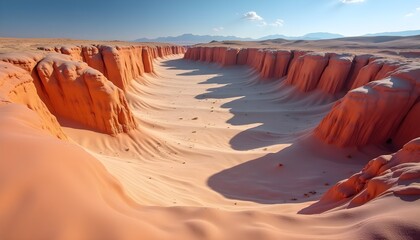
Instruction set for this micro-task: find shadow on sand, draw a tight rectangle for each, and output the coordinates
[160,58,372,205]
[161,58,336,151]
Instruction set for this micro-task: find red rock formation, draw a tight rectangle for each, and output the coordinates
[287,53,329,92]
[344,55,371,91]
[63,44,169,91]
[317,54,354,94]
[350,59,383,89]
[394,100,420,148]
[100,45,145,90]
[0,61,66,139]
[58,44,183,90]
[237,49,248,65]
[171,45,185,55]
[193,47,201,61]
[253,50,266,72]
[183,46,419,148]
[184,48,191,59]
[284,51,309,86]
[315,75,418,147]
[223,48,239,66]
[82,45,108,77]
[205,47,213,62]
[302,138,420,214]
[374,61,402,80]
[0,52,54,109]
[157,46,164,58]
[246,48,259,68]
[0,52,45,73]
[1,43,182,137]
[260,50,276,79]
[199,47,206,62]
[273,50,292,78]
[36,54,137,135]
[213,47,227,64]
[59,45,84,61]
[142,47,154,73]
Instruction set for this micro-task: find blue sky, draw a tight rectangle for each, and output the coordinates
[0,0,419,40]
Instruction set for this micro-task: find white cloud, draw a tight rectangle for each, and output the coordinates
[257,21,267,27]
[212,27,224,32]
[243,11,263,21]
[242,11,284,28]
[270,19,284,27]
[341,0,365,3]
[405,7,420,17]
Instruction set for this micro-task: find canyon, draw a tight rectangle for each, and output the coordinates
[0,37,419,239]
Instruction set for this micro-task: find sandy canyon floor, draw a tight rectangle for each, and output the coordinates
[65,55,384,210]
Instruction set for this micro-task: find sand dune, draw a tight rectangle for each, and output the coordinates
[0,38,419,239]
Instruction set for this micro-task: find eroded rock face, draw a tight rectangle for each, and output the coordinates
[100,46,145,90]
[350,59,383,90]
[394,101,420,148]
[317,54,354,94]
[302,138,420,214]
[345,54,371,90]
[82,46,108,77]
[0,52,53,107]
[142,47,154,73]
[36,54,137,135]
[260,51,276,79]
[205,47,213,62]
[0,43,184,138]
[315,76,418,147]
[273,50,292,78]
[184,46,419,148]
[237,49,248,65]
[223,48,239,66]
[0,61,66,139]
[286,53,329,92]
[57,44,185,91]
[59,45,84,61]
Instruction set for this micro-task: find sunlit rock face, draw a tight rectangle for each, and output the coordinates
[184,46,420,148]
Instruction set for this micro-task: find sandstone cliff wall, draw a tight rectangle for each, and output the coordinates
[0,61,66,139]
[184,47,420,148]
[0,44,185,137]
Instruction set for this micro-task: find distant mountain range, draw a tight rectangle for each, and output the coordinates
[363,29,420,37]
[134,34,253,45]
[134,30,420,45]
[257,32,344,41]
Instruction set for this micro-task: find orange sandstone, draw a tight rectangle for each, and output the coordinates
[303,138,420,214]
[0,61,66,139]
[36,54,137,135]
[315,75,418,146]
